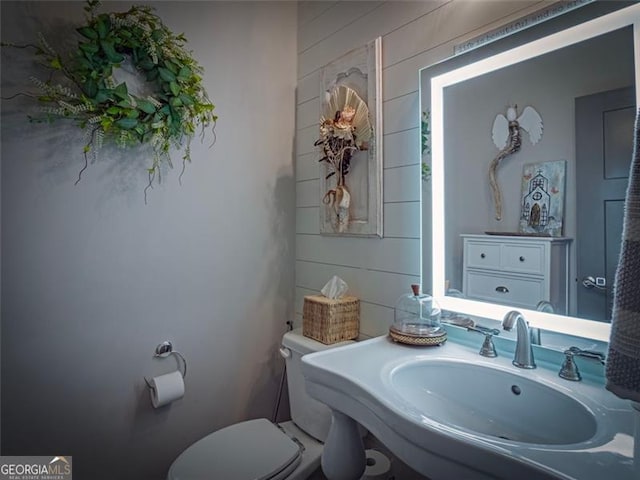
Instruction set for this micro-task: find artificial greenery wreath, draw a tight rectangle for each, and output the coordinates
[2,0,217,198]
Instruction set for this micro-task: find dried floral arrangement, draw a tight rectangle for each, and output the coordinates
[1,0,217,199]
[315,86,372,232]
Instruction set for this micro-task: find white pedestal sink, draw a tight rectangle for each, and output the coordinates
[301,330,636,480]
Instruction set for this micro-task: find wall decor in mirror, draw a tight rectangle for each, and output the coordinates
[421,2,639,342]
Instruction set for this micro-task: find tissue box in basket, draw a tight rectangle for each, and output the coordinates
[303,295,360,344]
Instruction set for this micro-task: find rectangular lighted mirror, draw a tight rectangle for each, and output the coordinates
[421,2,640,342]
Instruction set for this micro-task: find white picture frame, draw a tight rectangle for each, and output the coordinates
[519,160,566,237]
[318,37,383,237]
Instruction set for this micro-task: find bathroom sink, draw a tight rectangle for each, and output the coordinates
[390,359,597,445]
[302,329,635,480]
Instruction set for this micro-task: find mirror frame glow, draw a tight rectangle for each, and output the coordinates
[428,4,640,342]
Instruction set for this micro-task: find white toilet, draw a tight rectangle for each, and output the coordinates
[167,328,354,480]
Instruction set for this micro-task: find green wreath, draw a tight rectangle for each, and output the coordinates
[3,0,217,198]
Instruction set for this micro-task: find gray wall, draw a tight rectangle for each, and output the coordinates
[1,2,296,479]
[442,27,634,311]
[295,0,555,335]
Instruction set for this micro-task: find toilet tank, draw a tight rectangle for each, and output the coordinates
[281,328,355,442]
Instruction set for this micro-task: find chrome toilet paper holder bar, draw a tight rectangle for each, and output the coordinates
[144,341,187,391]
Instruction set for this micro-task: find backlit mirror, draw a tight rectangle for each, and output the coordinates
[421,2,639,342]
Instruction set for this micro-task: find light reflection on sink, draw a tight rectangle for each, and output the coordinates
[391,359,597,445]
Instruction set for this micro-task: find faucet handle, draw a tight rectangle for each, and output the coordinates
[467,325,499,358]
[468,325,500,336]
[559,347,606,381]
[566,346,606,364]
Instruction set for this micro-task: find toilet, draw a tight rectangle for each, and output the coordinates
[167,328,354,480]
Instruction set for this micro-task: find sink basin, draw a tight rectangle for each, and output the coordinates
[391,359,597,445]
[302,332,635,480]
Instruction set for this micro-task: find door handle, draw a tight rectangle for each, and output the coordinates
[581,276,606,290]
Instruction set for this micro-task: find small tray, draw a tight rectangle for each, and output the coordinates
[388,324,447,346]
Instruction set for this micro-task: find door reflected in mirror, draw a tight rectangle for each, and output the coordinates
[421,3,639,341]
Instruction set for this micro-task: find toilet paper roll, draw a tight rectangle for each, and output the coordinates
[149,371,185,408]
[361,449,391,480]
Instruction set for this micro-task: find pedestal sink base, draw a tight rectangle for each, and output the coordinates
[321,410,365,480]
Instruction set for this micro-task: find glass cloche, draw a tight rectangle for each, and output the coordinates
[389,284,447,346]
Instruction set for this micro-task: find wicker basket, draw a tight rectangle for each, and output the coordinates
[303,295,360,344]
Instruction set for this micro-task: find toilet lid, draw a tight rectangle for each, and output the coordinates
[168,418,302,480]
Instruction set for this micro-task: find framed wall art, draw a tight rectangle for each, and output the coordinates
[317,37,383,237]
[519,159,566,236]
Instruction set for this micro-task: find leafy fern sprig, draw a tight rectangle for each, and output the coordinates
[421,110,431,182]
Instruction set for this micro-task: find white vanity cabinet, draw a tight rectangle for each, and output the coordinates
[461,234,571,314]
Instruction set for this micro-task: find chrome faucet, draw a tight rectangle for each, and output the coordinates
[535,300,555,313]
[502,311,536,369]
[531,300,554,346]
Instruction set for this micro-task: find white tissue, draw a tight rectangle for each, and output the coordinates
[321,275,348,299]
[362,449,391,480]
[149,371,185,408]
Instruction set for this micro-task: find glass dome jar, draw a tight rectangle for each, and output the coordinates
[389,284,447,345]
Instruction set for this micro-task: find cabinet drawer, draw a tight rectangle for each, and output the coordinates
[465,271,545,309]
[502,243,545,274]
[465,242,501,269]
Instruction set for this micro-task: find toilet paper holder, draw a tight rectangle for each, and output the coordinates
[144,341,187,391]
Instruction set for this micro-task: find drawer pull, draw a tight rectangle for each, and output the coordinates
[480,253,486,259]
[495,286,509,293]
[519,256,525,262]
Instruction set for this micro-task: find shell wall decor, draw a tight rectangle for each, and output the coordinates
[489,105,543,221]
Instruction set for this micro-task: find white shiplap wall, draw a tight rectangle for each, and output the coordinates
[295,0,552,337]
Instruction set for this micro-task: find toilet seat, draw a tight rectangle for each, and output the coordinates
[167,418,302,480]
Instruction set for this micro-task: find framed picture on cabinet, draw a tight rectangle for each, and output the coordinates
[519,159,566,236]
